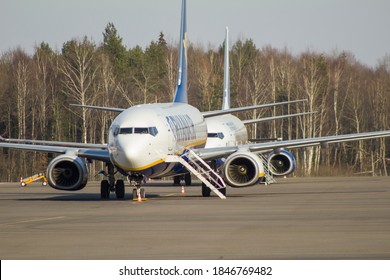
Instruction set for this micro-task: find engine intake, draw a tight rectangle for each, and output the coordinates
[268,150,296,176]
[47,155,88,191]
[223,152,264,188]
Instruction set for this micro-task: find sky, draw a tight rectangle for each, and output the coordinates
[1,0,389,68]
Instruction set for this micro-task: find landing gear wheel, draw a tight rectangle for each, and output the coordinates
[202,182,211,197]
[101,180,110,199]
[115,180,125,199]
[184,173,192,186]
[173,176,181,185]
[215,177,226,196]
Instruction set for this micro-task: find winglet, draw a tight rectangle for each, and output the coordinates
[173,0,188,103]
[222,26,230,110]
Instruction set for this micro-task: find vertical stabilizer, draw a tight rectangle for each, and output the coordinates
[173,0,188,103]
[222,27,230,110]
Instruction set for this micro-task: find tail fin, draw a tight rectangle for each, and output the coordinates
[173,0,188,103]
[221,26,230,110]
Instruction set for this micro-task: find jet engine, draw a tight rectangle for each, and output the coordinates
[223,152,264,188]
[47,155,88,191]
[268,150,296,176]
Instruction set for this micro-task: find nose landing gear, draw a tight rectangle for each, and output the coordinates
[128,173,147,201]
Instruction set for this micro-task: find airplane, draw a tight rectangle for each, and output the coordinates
[204,27,315,182]
[174,26,314,189]
[1,0,390,200]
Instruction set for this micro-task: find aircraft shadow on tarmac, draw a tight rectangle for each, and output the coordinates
[13,188,386,202]
[16,193,159,202]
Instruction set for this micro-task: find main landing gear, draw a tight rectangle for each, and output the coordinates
[100,179,125,199]
[173,173,192,186]
[99,163,125,200]
[201,159,227,198]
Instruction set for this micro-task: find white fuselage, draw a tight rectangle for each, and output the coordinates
[205,114,248,148]
[108,103,207,178]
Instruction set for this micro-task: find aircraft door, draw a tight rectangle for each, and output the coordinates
[161,115,174,154]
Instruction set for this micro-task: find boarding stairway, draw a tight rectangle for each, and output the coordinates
[257,153,276,185]
[167,149,227,199]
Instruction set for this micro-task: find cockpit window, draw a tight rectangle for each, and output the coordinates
[119,127,133,134]
[113,126,120,136]
[149,127,158,136]
[207,132,224,139]
[134,127,149,134]
[119,127,158,136]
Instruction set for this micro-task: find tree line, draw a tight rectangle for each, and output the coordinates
[0,23,389,181]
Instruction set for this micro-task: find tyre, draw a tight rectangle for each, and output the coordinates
[100,180,110,199]
[184,173,192,186]
[173,176,181,185]
[201,182,211,197]
[115,180,125,199]
[219,187,227,196]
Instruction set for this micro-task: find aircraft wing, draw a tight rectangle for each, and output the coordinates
[194,130,390,160]
[0,136,107,149]
[70,104,125,113]
[202,99,307,118]
[0,142,110,162]
[242,112,316,125]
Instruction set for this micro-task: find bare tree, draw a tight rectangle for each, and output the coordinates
[297,52,328,175]
[245,51,269,139]
[94,52,120,144]
[165,44,178,101]
[191,46,222,111]
[61,37,98,143]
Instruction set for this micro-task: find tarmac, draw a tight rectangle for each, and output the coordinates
[0,176,390,260]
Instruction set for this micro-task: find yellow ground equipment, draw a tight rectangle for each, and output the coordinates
[20,173,48,187]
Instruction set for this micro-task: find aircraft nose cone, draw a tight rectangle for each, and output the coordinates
[124,146,140,161]
[111,137,151,170]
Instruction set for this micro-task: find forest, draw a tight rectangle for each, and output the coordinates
[0,23,389,181]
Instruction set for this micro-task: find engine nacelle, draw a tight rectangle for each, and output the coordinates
[223,151,264,188]
[268,150,296,176]
[47,155,88,191]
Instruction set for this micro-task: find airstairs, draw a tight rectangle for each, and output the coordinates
[257,153,276,185]
[167,149,227,199]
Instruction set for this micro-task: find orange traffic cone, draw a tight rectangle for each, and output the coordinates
[137,193,142,202]
[181,186,185,194]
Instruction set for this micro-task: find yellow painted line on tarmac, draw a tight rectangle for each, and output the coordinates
[163,193,178,197]
[0,216,66,226]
